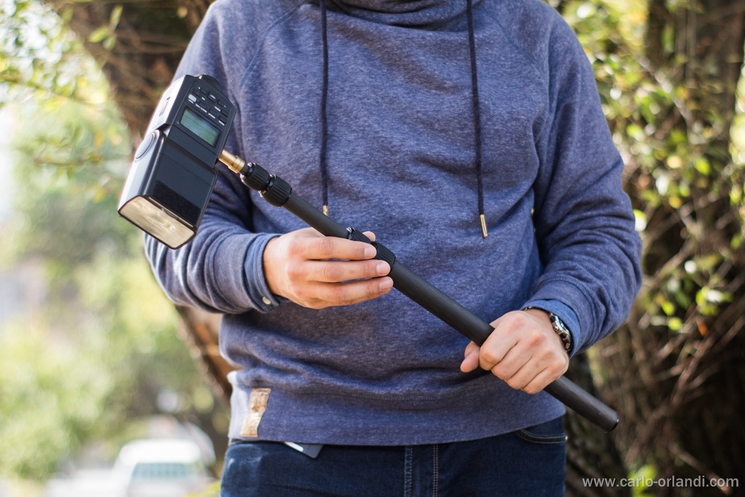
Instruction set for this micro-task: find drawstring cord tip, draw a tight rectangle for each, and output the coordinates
[480,214,488,238]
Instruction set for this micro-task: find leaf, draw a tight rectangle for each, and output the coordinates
[87,26,110,43]
[102,36,116,51]
[674,290,691,309]
[627,123,645,141]
[666,155,683,169]
[705,289,730,304]
[633,209,647,231]
[668,317,683,331]
[661,301,675,316]
[731,233,742,250]
[109,5,123,29]
[694,157,710,175]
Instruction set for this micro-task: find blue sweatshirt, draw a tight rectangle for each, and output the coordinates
[146,0,642,444]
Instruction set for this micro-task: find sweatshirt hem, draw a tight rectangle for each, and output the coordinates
[227,377,566,445]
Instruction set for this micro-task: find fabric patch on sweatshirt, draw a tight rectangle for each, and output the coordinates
[240,388,271,438]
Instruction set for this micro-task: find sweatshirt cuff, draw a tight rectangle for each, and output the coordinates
[521,297,581,358]
[243,233,287,313]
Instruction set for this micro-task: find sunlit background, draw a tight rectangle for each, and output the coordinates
[1,0,744,495]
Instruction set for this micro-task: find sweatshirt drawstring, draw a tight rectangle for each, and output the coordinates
[320,0,330,216]
[466,0,487,237]
[319,0,487,236]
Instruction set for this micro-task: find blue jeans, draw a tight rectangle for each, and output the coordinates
[220,417,565,496]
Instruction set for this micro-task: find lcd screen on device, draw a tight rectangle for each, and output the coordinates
[180,107,219,147]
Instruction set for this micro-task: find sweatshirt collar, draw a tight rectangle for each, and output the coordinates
[329,0,469,27]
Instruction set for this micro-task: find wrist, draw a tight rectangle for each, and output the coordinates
[522,306,574,355]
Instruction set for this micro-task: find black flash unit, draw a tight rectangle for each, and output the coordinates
[118,74,236,249]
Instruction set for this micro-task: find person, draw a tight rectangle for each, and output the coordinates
[145,0,642,495]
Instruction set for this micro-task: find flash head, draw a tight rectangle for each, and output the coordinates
[118,74,236,249]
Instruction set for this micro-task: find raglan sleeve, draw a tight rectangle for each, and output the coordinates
[521,18,643,356]
[143,2,283,315]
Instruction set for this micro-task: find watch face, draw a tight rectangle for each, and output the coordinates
[550,314,569,331]
[549,313,572,352]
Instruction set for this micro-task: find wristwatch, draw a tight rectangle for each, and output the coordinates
[522,306,573,354]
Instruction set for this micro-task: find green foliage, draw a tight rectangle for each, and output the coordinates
[565,0,744,333]
[87,5,122,50]
[565,0,745,482]
[0,0,100,104]
[7,97,134,266]
[629,464,657,497]
[0,79,223,483]
[0,1,230,482]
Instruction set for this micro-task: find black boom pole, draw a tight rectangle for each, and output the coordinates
[219,150,620,432]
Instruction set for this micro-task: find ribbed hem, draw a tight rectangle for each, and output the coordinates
[243,233,285,312]
[208,231,286,313]
[227,374,565,445]
[210,232,260,312]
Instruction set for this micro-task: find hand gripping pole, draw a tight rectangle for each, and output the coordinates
[219,150,620,432]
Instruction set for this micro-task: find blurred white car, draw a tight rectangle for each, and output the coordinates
[115,439,214,497]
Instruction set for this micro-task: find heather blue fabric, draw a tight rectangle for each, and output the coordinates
[221,417,566,496]
[145,0,642,445]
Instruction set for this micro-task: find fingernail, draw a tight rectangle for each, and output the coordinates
[376,262,388,275]
[364,246,376,258]
[379,278,393,291]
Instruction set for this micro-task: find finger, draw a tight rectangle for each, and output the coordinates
[521,368,563,395]
[303,236,377,261]
[362,231,376,242]
[490,344,532,383]
[315,277,394,307]
[308,259,390,283]
[477,321,519,372]
[460,345,481,373]
[495,342,569,392]
[464,341,479,357]
[498,352,540,391]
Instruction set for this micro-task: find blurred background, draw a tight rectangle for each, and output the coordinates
[0,0,743,496]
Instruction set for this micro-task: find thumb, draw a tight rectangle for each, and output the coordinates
[460,343,481,373]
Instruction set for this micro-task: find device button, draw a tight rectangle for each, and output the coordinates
[135,131,157,160]
[197,73,220,87]
[188,94,197,103]
[195,103,208,113]
[208,93,218,102]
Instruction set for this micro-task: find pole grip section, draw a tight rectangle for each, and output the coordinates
[390,263,493,345]
[283,193,349,239]
[545,377,619,432]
